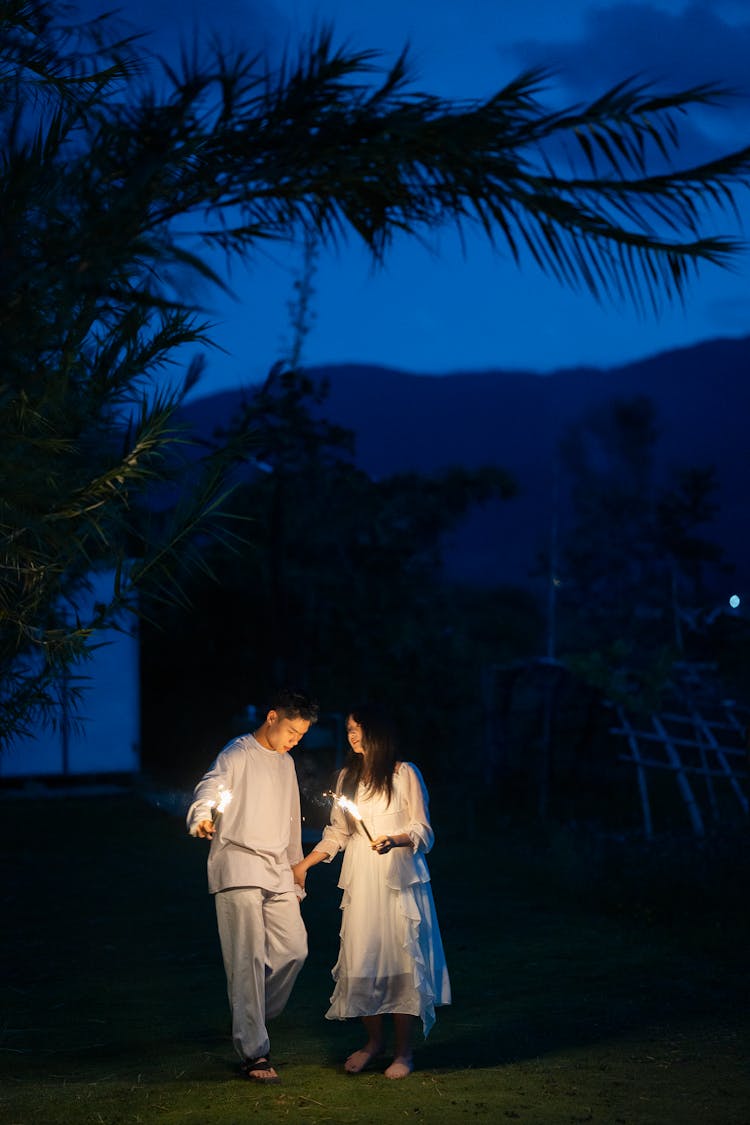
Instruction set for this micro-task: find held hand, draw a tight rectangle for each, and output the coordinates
[196,819,215,839]
[292,861,307,889]
[371,834,395,855]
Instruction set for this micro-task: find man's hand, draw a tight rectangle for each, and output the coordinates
[195,819,215,839]
[291,861,307,889]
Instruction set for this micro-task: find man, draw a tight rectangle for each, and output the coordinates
[187,687,319,1083]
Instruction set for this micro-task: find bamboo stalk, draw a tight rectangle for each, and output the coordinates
[617,707,653,840]
[652,715,704,837]
[694,715,749,817]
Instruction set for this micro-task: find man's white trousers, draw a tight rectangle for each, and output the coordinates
[215,886,308,1061]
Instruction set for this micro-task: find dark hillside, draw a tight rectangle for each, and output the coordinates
[180,335,750,589]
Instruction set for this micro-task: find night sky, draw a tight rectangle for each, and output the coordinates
[80,0,750,393]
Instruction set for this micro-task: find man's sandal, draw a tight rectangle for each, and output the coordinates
[240,1056,281,1083]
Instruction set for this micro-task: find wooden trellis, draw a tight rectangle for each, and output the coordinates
[611,700,749,838]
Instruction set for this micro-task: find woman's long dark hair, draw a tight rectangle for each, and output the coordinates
[339,703,398,805]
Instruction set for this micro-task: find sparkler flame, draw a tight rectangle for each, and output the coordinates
[323,789,374,842]
[210,786,233,822]
[337,795,362,820]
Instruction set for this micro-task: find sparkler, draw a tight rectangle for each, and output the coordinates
[323,789,374,842]
[210,786,233,825]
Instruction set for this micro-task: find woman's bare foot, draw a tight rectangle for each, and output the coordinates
[344,1044,382,1073]
[384,1055,413,1079]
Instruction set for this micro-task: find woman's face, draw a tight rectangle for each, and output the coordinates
[346,717,365,755]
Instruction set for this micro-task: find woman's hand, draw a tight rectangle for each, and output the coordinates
[372,832,411,854]
[292,848,328,886]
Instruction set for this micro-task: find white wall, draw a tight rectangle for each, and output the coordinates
[0,571,141,778]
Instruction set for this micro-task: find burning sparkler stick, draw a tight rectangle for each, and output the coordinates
[323,789,374,842]
[210,786,233,825]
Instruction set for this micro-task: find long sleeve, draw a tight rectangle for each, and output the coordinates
[286,774,304,868]
[186,748,233,835]
[399,762,434,854]
[316,795,353,861]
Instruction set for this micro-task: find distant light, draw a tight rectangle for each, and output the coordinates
[729,594,741,609]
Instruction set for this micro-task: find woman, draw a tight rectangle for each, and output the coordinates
[293,704,451,1079]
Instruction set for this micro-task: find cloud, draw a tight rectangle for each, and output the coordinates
[510,2,750,155]
[513,2,750,93]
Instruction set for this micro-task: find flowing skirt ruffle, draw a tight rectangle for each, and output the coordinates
[325,837,451,1036]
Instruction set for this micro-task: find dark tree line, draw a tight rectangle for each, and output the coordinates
[139,364,536,783]
[556,394,739,710]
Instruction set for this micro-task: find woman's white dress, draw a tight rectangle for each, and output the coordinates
[316,762,451,1037]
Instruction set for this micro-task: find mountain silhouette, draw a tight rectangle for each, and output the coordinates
[180,335,750,593]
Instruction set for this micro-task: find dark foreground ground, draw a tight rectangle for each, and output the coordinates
[1,791,748,1125]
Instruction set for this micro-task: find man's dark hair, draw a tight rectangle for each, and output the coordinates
[268,687,319,724]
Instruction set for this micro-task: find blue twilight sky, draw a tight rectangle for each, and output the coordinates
[81,0,750,392]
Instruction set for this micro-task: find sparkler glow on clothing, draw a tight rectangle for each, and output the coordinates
[323,789,374,842]
[210,786,233,824]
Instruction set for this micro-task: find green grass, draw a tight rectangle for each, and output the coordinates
[1,793,748,1124]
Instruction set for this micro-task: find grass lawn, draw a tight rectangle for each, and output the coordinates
[1,791,748,1125]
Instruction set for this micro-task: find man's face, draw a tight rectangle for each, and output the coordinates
[264,710,311,754]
